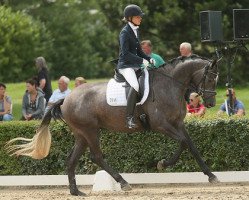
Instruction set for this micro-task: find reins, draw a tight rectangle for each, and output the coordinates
[150,57,218,99]
[151,66,200,97]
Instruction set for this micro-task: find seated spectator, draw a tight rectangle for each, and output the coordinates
[141,40,166,68]
[186,92,206,117]
[217,89,245,116]
[21,78,45,121]
[45,76,71,113]
[75,76,87,88]
[0,83,13,121]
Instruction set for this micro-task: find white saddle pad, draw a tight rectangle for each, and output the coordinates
[106,68,149,106]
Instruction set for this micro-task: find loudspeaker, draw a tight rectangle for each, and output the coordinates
[233,9,249,40]
[199,11,223,42]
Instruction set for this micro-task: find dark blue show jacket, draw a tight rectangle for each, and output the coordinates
[117,24,150,69]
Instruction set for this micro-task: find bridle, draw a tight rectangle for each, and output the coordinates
[193,61,219,99]
[151,58,219,100]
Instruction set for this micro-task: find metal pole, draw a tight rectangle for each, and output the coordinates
[224,45,234,116]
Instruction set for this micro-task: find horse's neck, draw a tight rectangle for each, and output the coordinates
[172,61,197,85]
[149,67,188,116]
[154,60,202,99]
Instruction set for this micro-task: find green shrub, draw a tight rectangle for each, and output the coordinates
[0,6,52,82]
[0,118,249,175]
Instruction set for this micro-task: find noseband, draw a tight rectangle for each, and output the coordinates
[195,62,218,99]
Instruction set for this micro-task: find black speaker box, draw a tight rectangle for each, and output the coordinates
[200,11,223,42]
[233,9,249,40]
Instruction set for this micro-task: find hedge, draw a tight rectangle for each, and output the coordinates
[0,118,249,175]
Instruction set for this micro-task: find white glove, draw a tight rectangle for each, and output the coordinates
[149,58,156,66]
[142,59,149,68]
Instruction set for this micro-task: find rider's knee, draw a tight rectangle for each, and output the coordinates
[132,84,139,92]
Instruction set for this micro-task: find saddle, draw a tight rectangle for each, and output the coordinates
[106,67,150,130]
[114,68,145,102]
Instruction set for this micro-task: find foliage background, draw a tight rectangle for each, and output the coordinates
[0,0,248,86]
[0,6,52,82]
[1,119,249,175]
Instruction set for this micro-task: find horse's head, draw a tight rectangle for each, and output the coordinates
[192,59,219,108]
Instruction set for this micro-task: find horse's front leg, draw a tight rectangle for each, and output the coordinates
[156,123,187,170]
[67,137,88,196]
[157,124,219,183]
[157,141,187,170]
[182,127,219,183]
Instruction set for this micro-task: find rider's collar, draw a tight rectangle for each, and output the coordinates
[128,22,139,30]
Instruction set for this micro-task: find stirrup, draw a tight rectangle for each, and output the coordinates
[126,116,138,129]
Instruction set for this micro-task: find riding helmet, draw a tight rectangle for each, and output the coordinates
[123,4,145,19]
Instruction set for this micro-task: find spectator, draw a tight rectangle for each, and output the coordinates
[75,77,87,88]
[179,42,197,102]
[218,89,245,116]
[141,40,166,68]
[45,76,71,113]
[179,42,192,57]
[186,92,206,117]
[36,56,52,103]
[0,83,13,121]
[21,78,45,121]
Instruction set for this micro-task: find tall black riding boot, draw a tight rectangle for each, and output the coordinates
[126,88,138,129]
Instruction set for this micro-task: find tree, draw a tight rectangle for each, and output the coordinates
[2,0,249,85]
[0,6,52,82]
[8,0,117,79]
[97,0,249,86]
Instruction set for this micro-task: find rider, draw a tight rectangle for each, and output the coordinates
[117,4,155,129]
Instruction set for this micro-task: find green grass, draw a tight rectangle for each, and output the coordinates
[5,80,248,120]
[205,87,248,117]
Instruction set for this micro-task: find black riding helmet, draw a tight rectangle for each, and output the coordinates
[124,4,145,19]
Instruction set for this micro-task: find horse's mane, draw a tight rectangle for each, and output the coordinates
[168,54,212,67]
[150,54,213,76]
[155,54,212,70]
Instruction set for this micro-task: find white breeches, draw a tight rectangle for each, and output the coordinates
[118,68,139,92]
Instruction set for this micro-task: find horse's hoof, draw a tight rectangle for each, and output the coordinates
[209,175,219,183]
[157,159,165,171]
[70,189,86,196]
[121,183,132,191]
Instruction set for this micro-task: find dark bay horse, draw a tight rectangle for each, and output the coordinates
[7,56,219,196]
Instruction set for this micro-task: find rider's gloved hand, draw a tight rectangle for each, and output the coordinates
[149,58,156,66]
[142,59,150,69]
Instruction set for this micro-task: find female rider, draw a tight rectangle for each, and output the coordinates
[117,4,155,129]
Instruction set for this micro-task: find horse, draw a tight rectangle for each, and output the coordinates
[6,56,219,196]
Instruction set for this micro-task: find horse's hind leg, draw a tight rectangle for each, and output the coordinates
[157,141,187,170]
[86,130,132,191]
[67,136,88,196]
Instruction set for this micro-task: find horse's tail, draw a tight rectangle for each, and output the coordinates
[6,99,65,160]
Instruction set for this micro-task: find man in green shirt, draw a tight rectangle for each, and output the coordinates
[141,40,166,68]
